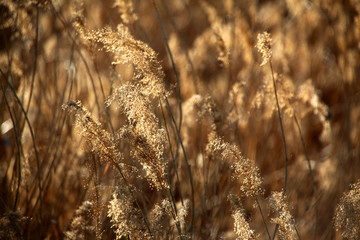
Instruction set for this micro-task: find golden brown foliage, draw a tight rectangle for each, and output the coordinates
[65,201,95,240]
[108,189,150,240]
[0,0,359,239]
[335,180,360,240]
[269,192,297,240]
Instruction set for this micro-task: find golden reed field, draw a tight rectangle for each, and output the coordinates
[0,0,359,239]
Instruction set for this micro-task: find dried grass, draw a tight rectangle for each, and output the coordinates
[0,0,359,239]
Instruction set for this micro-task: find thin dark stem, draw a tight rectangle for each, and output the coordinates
[256,198,271,240]
[295,224,302,240]
[49,2,101,114]
[159,0,199,93]
[294,114,318,239]
[94,61,115,135]
[117,167,155,240]
[293,115,316,192]
[150,0,183,132]
[269,62,289,196]
[159,172,184,239]
[26,7,39,114]
[269,61,289,240]
[272,224,279,240]
[160,100,184,206]
[41,63,74,210]
[165,97,195,235]
[0,82,22,210]
[1,69,43,219]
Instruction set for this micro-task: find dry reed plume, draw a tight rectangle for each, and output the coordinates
[0,0,359,239]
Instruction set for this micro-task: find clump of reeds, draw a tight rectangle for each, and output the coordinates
[228,194,256,240]
[108,189,150,240]
[269,191,298,240]
[65,201,95,240]
[206,131,263,198]
[335,180,360,240]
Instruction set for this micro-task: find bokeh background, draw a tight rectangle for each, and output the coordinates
[1,0,359,239]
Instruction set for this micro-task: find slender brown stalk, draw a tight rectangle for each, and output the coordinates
[1,70,43,211]
[269,62,289,196]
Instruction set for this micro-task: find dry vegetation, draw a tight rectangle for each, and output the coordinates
[1,0,359,239]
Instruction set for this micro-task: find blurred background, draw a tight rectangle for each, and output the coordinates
[0,0,359,239]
